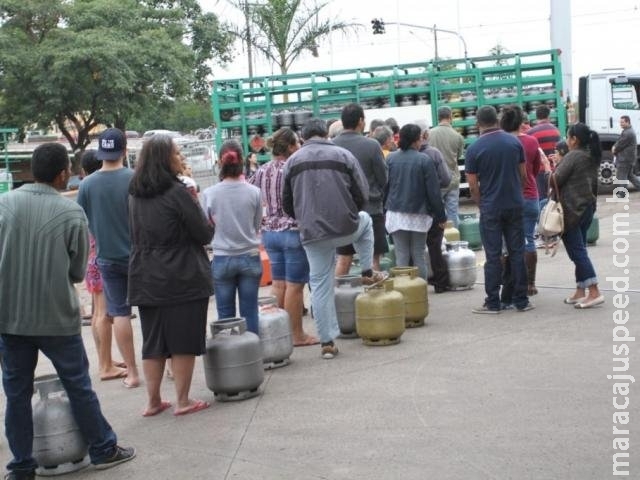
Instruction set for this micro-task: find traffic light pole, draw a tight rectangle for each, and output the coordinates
[371,19,468,61]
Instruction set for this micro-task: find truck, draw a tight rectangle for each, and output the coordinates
[578,69,640,186]
[211,48,567,192]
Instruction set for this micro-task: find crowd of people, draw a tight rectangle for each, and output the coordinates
[0,100,630,478]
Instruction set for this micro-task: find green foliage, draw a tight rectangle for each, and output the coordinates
[0,0,234,151]
[229,0,359,76]
[127,97,213,134]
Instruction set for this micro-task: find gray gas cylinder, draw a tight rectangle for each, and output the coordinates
[32,374,90,476]
[204,317,264,401]
[334,275,364,337]
[258,296,293,369]
[446,241,477,290]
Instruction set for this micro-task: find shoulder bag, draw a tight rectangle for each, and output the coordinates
[538,174,564,237]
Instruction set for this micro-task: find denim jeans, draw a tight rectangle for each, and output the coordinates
[615,162,640,190]
[303,212,373,343]
[1,334,118,474]
[212,253,262,335]
[561,203,598,288]
[442,188,460,228]
[392,230,430,280]
[262,230,309,284]
[523,198,540,253]
[479,207,528,310]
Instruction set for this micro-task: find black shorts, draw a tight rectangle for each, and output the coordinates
[139,298,209,359]
[336,213,389,256]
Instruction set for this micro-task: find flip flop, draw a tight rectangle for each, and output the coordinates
[574,295,605,309]
[100,369,127,381]
[294,335,320,347]
[563,296,586,305]
[174,400,210,416]
[113,361,127,369]
[122,378,140,389]
[142,401,172,417]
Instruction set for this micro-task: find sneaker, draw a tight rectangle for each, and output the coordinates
[4,471,35,480]
[93,445,136,470]
[361,271,388,286]
[320,342,339,359]
[516,302,535,312]
[472,304,501,314]
[500,302,515,311]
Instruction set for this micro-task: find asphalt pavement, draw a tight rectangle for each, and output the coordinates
[1,192,638,480]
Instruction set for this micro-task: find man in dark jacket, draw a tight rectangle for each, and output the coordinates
[283,118,383,360]
[333,103,388,274]
[612,115,640,194]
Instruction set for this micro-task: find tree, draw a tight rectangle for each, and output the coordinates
[489,43,510,66]
[0,0,234,154]
[229,0,358,77]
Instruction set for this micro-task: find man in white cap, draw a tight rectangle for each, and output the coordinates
[77,128,140,388]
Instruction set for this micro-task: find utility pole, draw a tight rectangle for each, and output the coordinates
[433,24,438,60]
[244,0,253,79]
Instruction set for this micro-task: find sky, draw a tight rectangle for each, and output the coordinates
[201,0,640,98]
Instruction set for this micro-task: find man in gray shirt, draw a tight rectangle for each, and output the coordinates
[333,103,388,274]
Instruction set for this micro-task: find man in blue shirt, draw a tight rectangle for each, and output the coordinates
[465,106,534,313]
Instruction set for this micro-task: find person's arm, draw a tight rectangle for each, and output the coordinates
[613,129,633,154]
[69,216,89,284]
[467,173,480,205]
[282,165,295,219]
[176,188,215,245]
[371,144,388,191]
[432,149,452,188]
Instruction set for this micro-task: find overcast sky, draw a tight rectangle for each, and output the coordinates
[201,0,640,96]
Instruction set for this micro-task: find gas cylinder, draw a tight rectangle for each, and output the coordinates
[258,296,293,369]
[390,266,428,327]
[458,213,482,250]
[446,241,477,290]
[355,279,405,345]
[204,317,264,401]
[32,374,90,476]
[443,220,460,243]
[587,213,599,245]
[334,275,364,337]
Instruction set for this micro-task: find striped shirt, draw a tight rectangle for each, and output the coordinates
[250,158,298,232]
[528,121,561,155]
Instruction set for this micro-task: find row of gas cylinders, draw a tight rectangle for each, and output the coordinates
[29,264,475,474]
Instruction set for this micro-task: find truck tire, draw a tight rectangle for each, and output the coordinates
[597,151,616,193]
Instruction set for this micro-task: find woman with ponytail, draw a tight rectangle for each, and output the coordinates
[551,122,604,309]
[201,140,263,333]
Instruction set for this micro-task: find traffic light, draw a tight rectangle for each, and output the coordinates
[371,18,385,35]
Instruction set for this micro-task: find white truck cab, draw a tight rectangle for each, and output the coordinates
[578,69,640,187]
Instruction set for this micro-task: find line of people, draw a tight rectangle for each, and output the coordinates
[0,100,615,478]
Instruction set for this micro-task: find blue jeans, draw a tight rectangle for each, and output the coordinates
[391,229,430,280]
[479,207,528,310]
[561,203,598,288]
[523,198,540,252]
[212,253,262,335]
[303,212,374,343]
[442,188,460,228]
[262,230,309,284]
[1,334,118,474]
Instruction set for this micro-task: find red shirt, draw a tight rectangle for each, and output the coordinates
[518,134,542,199]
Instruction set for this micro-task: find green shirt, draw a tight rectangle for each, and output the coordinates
[0,184,89,336]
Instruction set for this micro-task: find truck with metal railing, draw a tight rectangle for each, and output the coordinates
[210,48,567,191]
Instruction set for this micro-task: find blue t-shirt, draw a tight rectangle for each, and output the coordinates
[77,167,134,265]
[465,128,525,211]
